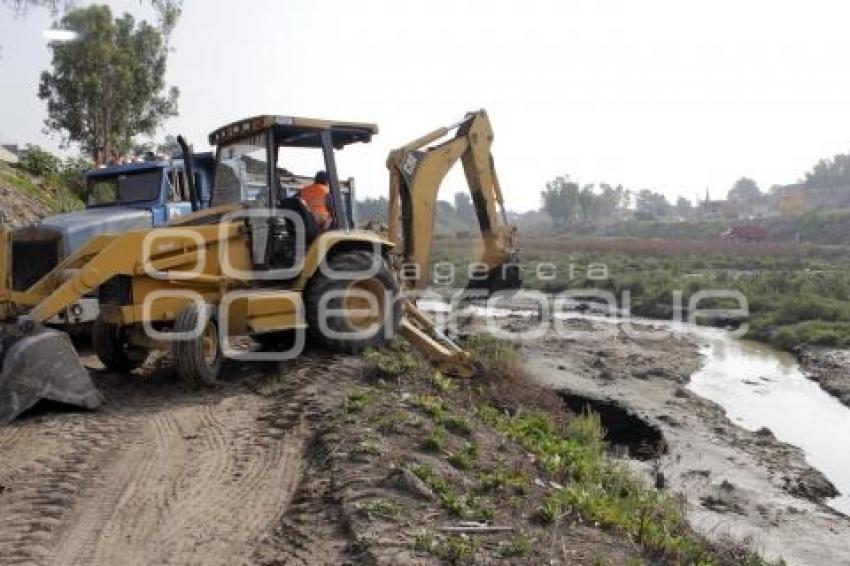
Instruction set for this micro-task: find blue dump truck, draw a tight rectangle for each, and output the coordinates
[8,153,215,328]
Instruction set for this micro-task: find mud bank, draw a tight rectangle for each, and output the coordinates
[796,347,850,409]
[513,316,850,565]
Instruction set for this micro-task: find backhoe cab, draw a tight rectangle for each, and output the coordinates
[207,115,371,229]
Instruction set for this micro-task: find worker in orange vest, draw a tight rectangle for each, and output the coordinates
[300,171,333,230]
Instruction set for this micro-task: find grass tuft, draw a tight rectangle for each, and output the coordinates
[358,498,400,520]
[447,442,479,471]
[443,414,473,435]
[422,426,447,452]
[498,533,531,558]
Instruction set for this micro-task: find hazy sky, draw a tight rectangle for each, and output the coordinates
[3,0,850,211]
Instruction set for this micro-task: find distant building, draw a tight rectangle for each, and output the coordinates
[700,189,737,219]
[776,189,806,215]
[721,225,767,242]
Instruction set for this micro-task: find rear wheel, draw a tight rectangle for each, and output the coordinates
[172,304,223,386]
[93,316,148,372]
[305,250,401,353]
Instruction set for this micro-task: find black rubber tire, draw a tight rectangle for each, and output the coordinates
[305,250,401,353]
[92,316,148,372]
[172,303,223,386]
[251,330,301,352]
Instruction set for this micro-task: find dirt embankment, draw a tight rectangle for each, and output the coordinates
[0,162,51,225]
[513,316,850,565]
[0,184,48,225]
[796,347,850,409]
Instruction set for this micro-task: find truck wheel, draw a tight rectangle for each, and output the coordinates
[251,330,300,352]
[305,250,401,353]
[93,316,149,373]
[172,304,223,386]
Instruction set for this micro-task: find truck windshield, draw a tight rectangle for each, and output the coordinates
[87,170,162,206]
[212,134,268,205]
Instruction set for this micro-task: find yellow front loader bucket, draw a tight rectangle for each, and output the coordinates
[0,322,102,423]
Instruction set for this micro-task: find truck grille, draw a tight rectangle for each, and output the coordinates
[11,231,60,291]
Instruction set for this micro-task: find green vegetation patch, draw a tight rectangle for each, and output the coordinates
[477,406,768,564]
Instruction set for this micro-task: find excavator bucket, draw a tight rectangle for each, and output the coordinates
[0,324,102,424]
[465,263,522,295]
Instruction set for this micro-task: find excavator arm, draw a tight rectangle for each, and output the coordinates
[385,110,521,377]
[386,109,519,291]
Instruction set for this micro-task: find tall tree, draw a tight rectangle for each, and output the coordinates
[3,1,181,22]
[578,184,599,221]
[802,153,850,189]
[727,177,761,201]
[635,189,672,218]
[2,1,181,55]
[38,4,180,164]
[541,175,580,226]
[2,0,61,16]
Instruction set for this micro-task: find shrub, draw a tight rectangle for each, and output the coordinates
[18,145,61,177]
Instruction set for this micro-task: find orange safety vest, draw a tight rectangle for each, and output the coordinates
[300,182,331,227]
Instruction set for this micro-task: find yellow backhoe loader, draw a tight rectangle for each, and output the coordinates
[0,110,518,423]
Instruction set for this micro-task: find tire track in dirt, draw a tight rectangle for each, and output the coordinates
[0,354,364,566]
[253,356,363,565]
[0,421,26,451]
[0,415,126,565]
[149,395,303,564]
[255,432,355,566]
[41,390,304,566]
[48,409,190,565]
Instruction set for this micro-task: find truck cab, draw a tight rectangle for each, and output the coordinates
[61,154,215,255]
[7,154,215,326]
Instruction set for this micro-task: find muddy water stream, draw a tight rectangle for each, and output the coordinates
[684,325,850,515]
[559,313,850,515]
[420,300,850,514]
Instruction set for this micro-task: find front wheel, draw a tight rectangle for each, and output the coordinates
[93,316,148,373]
[305,250,401,353]
[172,303,223,386]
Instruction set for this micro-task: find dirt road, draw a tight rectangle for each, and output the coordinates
[0,352,358,566]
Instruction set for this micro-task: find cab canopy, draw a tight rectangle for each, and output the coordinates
[208,115,378,229]
[208,115,378,149]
